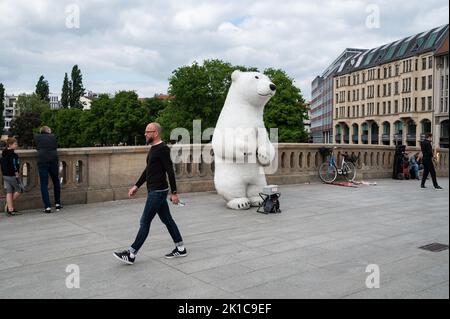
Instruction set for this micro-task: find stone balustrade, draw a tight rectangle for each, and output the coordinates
[2,144,448,211]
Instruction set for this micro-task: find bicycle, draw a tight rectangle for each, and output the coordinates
[318,146,358,183]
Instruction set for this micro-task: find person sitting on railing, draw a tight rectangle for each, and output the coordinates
[34,126,62,213]
[409,152,422,180]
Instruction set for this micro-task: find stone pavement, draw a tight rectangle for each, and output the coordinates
[0,178,448,299]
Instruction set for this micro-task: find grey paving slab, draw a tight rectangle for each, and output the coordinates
[0,178,448,298]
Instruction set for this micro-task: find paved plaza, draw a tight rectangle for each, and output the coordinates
[0,178,448,299]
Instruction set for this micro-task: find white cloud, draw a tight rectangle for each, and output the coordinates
[0,0,448,100]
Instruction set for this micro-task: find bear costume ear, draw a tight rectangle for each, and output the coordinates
[231,70,241,82]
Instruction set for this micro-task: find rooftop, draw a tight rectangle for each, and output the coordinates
[0,179,448,299]
[335,24,449,76]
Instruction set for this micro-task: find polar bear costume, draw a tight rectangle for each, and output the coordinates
[212,70,276,210]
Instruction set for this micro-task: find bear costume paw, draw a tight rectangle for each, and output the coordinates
[227,198,251,210]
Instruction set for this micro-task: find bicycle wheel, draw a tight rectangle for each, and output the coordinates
[343,162,356,182]
[319,162,338,183]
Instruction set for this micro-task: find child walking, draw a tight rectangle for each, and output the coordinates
[1,137,23,216]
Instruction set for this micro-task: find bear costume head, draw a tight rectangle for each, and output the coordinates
[229,70,277,107]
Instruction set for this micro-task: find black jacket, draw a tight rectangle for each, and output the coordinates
[135,142,177,194]
[34,133,58,163]
[1,149,20,177]
[420,139,434,161]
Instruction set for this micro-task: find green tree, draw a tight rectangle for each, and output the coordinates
[61,73,70,109]
[158,59,256,142]
[142,96,167,121]
[70,65,85,109]
[10,112,42,147]
[16,93,50,115]
[107,91,149,145]
[35,75,50,102]
[0,83,5,132]
[40,108,85,147]
[263,68,308,143]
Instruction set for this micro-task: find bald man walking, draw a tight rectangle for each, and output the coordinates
[114,123,186,265]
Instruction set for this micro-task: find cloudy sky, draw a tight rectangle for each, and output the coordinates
[0,0,448,101]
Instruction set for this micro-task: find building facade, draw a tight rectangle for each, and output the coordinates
[433,34,449,148]
[49,93,60,109]
[304,101,311,135]
[2,95,18,132]
[310,48,366,144]
[333,24,449,148]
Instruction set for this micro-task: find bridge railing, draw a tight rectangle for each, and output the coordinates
[2,144,448,210]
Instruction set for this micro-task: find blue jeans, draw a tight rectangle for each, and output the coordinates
[410,163,419,179]
[38,161,61,209]
[130,190,183,253]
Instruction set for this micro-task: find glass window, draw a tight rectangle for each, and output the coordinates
[424,32,439,49]
[397,41,409,57]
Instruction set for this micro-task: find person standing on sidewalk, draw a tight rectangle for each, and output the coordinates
[420,133,443,190]
[1,137,23,216]
[34,126,62,213]
[113,122,186,265]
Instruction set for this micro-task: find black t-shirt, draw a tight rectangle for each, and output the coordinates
[135,142,177,194]
[34,133,58,163]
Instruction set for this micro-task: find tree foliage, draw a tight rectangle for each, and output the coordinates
[158,59,257,142]
[70,65,85,109]
[9,60,308,148]
[263,68,308,143]
[10,112,42,148]
[35,75,50,102]
[61,73,70,109]
[16,93,50,115]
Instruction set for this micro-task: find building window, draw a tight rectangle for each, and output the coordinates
[414,97,417,112]
[377,102,380,115]
[395,100,399,113]
[415,59,419,71]
[422,97,426,111]
[428,56,433,69]
[422,57,427,70]
[388,66,392,78]
[388,101,391,114]
[428,75,432,90]
[422,76,426,90]
[428,96,432,111]
[415,77,418,91]
[383,102,386,114]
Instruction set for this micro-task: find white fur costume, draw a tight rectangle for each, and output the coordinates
[212,70,276,210]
